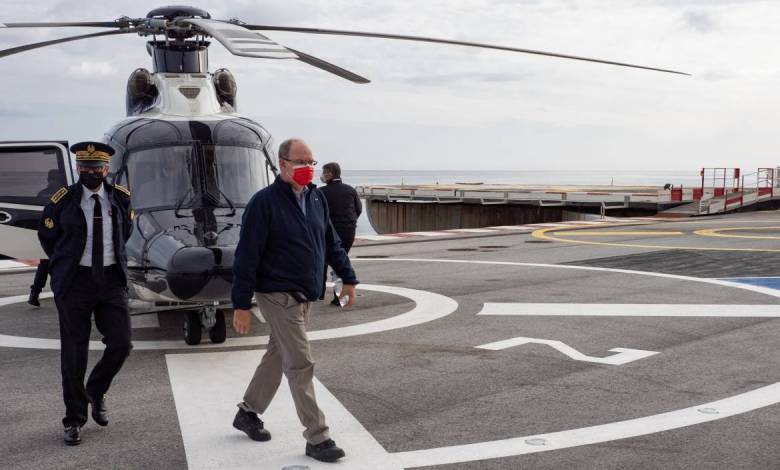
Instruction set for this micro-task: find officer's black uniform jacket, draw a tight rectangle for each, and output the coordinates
[37,183,133,298]
[318,179,362,232]
[231,176,359,310]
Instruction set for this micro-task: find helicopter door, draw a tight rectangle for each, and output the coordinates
[0,141,74,259]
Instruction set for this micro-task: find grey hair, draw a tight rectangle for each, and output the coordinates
[278,138,305,161]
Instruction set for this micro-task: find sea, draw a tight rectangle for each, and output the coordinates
[339,170,707,235]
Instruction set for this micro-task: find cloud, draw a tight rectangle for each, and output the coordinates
[683,10,718,33]
[67,60,117,77]
[0,103,36,118]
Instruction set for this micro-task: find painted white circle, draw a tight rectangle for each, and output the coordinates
[342,258,780,467]
[0,283,458,351]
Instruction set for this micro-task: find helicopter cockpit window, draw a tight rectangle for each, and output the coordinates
[203,145,267,206]
[126,146,193,211]
[0,148,66,205]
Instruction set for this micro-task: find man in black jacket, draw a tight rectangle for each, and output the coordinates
[37,141,134,446]
[231,138,358,463]
[319,162,362,305]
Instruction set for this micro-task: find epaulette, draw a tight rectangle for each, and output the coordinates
[50,187,68,204]
[112,184,131,197]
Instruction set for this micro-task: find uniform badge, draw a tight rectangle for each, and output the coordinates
[44,217,54,229]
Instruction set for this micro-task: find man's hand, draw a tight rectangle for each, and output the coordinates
[340,284,357,308]
[233,309,252,335]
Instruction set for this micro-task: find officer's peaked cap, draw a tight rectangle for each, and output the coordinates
[71,141,114,168]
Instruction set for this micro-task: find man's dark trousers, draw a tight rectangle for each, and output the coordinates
[31,259,49,292]
[55,266,132,427]
[322,227,356,299]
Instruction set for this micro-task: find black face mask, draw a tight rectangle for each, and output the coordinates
[79,171,104,190]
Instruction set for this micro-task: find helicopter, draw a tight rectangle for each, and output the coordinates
[0,6,687,345]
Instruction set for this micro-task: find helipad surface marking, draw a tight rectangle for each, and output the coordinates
[476,336,659,365]
[551,230,684,236]
[532,226,780,252]
[348,258,780,467]
[0,283,458,350]
[167,350,401,469]
[4,259,780,467]
[694,226,780,240]
[394,382,780,468]
[478,303,780,317]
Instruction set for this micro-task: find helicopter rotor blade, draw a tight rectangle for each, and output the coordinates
[180,18,369,83]
[242,24,690,76]
[179,18,297,59]
[0,29,137,59]
[0,21,127,28]
[286,47,369,83]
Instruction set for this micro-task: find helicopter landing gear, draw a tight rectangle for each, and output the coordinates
[182,304,226,345]
[183,310,202,345]
[209,310,227,344]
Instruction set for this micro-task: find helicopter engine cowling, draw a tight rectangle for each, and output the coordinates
[126,68,158,116]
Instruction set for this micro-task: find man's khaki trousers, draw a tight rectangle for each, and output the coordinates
[240,292,330,444]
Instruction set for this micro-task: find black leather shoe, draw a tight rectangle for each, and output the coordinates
[233,408,271,441]
[306,439,345,462]
[27,289,40,307]
[64,425,81,446]
[89,395,108,427]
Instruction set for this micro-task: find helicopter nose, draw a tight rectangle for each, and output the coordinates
[169,247,216,274]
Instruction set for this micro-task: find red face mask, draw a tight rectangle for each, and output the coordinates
[292,165,314,186]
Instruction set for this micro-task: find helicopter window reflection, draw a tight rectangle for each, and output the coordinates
[0,149,66,204]
[127,146,193,210]
[204,145,267,206]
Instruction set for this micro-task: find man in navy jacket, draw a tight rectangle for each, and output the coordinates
[231,138,357,463]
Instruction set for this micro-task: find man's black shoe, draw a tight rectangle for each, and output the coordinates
[330,296,341,306]
[233,408,271,441]
[64,425,81,446]
[306,439,345,462]
[28,289,40,307]
[89,395,108,426]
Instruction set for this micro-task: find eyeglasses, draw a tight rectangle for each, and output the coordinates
[281,157,318,167]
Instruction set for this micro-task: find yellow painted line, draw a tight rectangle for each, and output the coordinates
[694,226,780,240]
[552,231,684,236]
[532,227,780,252]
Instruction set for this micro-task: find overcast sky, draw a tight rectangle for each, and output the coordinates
[1,0,779,173]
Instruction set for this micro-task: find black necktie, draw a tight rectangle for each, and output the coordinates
[91,194,104,281]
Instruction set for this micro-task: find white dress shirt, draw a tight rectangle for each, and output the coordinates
[79,183,116,267]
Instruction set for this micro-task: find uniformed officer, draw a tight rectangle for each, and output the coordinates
[37,141,134,446]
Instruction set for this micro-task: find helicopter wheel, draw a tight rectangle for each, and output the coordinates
[183,310,202,346]
[208,310,227,344]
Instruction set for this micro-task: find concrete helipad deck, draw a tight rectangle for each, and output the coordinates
[1,210,779,469]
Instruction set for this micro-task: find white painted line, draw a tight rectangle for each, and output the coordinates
[404,231,449,237]
[0,293,53,307]
[485,226,534,231]
[131,314,160,329]
[356,235,402,241]
[0,260,37,273]
[354,258,780,302]
[0,283,458,350]
[478,303,780,317]
[563,221,610,225]
[166,350,401,469]
[446,228,498,233]
[396,382,780,468]
[525,223,571,228]
[476,336,658,365]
